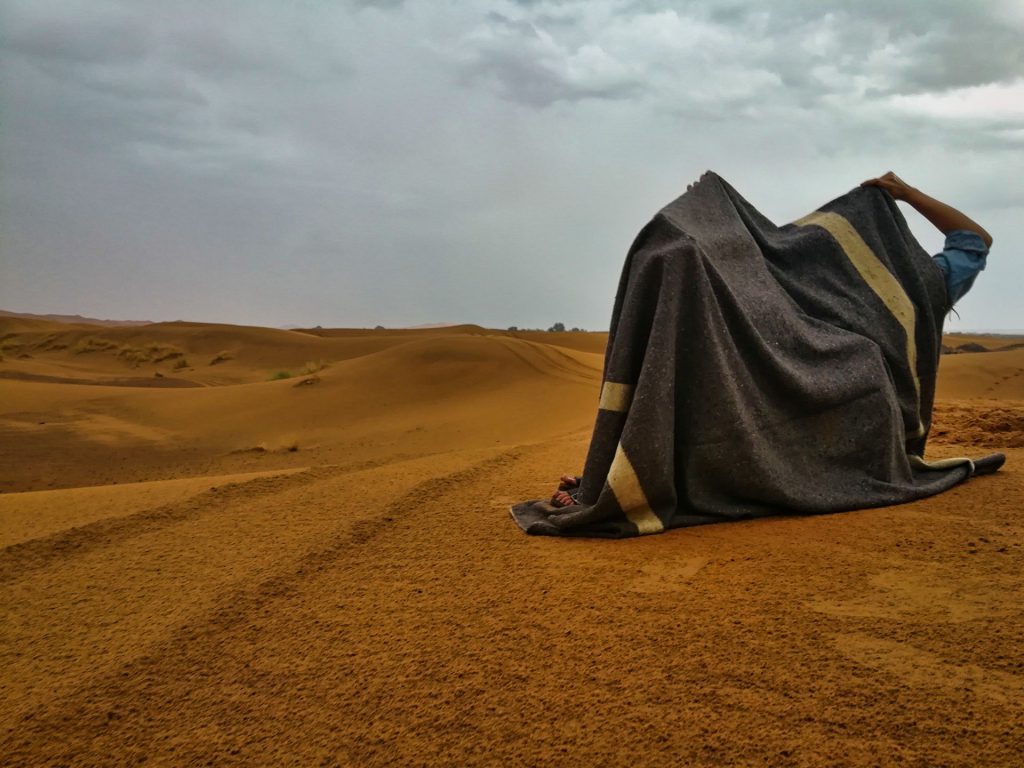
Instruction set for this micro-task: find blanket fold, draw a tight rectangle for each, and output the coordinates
[511,172,1001,538]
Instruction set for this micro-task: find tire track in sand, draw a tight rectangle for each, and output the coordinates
[3,442,1023,767]
[0,447,524,766]
[0,453,460,584]
[0,467,324,584]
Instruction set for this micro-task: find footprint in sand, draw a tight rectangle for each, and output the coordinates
[833,632,1024,704]
[813,564,1024,701]
[808,564,1016,623]
[628,557,709,593]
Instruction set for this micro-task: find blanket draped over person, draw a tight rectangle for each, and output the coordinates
[511,172,1003,538]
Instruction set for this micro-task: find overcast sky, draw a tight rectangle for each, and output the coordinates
[2,0,1022,331]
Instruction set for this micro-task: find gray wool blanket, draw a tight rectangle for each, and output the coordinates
[511,172,1003,538]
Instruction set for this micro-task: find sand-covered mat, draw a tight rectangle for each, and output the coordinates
[1,318,1022,765]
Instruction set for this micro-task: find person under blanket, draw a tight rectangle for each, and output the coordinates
[550,171,992,508]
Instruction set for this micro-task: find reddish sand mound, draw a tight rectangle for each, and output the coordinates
[943,333,1024,352]
[931,399,1024,449]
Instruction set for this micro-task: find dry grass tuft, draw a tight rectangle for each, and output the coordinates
[303,360,329,375]
[74,337,119,354]
[117,343,184,367]
[0,337,22,352]
[148,344,185,363]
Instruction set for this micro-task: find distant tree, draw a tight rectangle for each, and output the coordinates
[507,326,519,331]
[570,327,582,332]
[374,325,385,330]
[548,322,566,332]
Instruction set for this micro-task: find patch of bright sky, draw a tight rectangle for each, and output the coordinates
[891,79,1024,120]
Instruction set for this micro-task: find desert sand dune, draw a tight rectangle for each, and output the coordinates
[935,347,1024,400]
[1,317,609,387]
[1,317,407,386]
[0,315,99,333]
[506,329,609,354]
[943,332,1024,352]
[300,323,609,354]
[1,322,1022,766]
[0,331,602,492]
[0,467,308,548]
[0,309,152,327]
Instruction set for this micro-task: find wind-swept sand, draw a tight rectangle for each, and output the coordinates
[1,319,1022,766]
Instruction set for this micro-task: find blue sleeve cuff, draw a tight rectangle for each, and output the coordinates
[943,229,988,255]
[932,230,989,305]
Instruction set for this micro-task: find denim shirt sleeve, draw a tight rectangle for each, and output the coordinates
[931,230,989,305]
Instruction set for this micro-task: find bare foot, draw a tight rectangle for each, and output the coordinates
[551,490,576,507]
[551,474,582,507]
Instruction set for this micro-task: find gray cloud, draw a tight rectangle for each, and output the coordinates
[350,0,406,9]
[3,9,151,65]
[455,10,642,106]
[465,0,1024,111]
[1,0,1022,332]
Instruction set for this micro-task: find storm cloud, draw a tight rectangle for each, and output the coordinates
[2,0,1022,330]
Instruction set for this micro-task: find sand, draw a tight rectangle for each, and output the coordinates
[1,318,1022,766]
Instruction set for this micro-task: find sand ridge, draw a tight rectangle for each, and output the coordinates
[1,320,1022,766]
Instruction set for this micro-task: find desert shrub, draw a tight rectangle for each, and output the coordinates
[957,342,988,353]
[270,370,292,380]
[117,347,149,366]
[209,350,233,365]
[117,343,183,366]
[36,334,69,351]
[302,359,328,375]
[74,337,118,354]
[149,344,184,362]
[172,357,189,370]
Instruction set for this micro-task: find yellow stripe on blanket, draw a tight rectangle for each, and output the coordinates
[796,210,925,440]
[599,381,634,412]
[907,454,974,473]
[607,443,664,534]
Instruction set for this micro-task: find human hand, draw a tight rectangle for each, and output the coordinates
[864,173,992,247]
[861,171,917,201]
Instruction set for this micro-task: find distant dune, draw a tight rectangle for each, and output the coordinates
[1,317,1021,765]
[0,308,153,327]
[0,316,1020,493]
[0,317,606,492]
[403,321,462,329]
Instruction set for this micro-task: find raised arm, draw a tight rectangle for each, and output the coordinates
[861,172,992,248]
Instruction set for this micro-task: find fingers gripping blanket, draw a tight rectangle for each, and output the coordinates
[511,172,1002,538]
